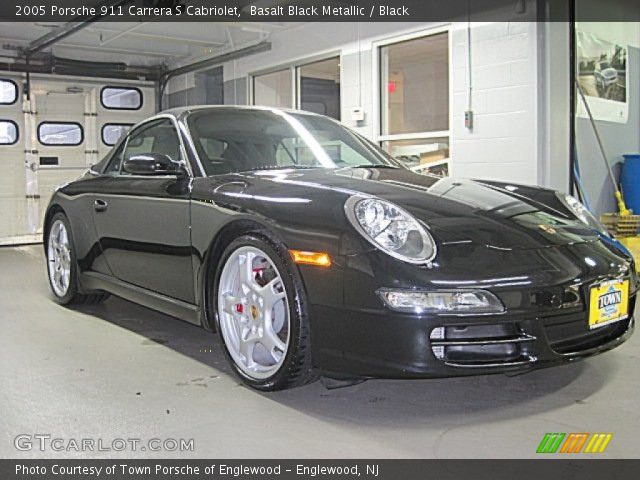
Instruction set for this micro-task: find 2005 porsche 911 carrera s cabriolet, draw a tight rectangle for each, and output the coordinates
[44,106,637,390]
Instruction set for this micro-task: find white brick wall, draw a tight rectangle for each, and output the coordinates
[223,21,541,186]
[449,22,538,183]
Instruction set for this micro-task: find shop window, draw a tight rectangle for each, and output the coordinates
[38,122,83,146]
[253,69,293,108]
[382,137,450,176]
[380,31,448,135]
[378,30,450,175]
[101,87,142,110]
[298,57,341,120]
[0,120,18,145]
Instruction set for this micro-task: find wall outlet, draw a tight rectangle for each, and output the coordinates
[351,107,365,122]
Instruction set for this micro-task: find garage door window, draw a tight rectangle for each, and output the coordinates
[102,123,133,146]
[101,87,143,110]
[0,120,18,145]
[0,79,18,105]
[377,29,450,175]
[38,122,83,146]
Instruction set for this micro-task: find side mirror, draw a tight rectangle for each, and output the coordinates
[123,153,186,176]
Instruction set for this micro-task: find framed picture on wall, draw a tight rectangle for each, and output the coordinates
[576,26,630,124]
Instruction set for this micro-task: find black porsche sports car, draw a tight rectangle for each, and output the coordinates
[44,106,637,391]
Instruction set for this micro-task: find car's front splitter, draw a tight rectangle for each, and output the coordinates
[308,296,636,379]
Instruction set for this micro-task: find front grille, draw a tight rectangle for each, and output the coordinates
[428,294,634,366]
[429,324,536,367]
[542,310,632,354]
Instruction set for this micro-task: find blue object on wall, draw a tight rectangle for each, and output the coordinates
[621,154,640,214]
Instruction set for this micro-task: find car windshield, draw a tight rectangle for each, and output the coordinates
[187,108,401,176]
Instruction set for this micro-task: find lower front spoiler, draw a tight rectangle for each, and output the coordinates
[309,304,635,379]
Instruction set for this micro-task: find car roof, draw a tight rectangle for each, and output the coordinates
[160,105,324,120]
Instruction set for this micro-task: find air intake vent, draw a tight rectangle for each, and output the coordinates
[429,324,536,367]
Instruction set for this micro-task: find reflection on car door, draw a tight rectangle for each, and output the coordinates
[92,118,194,303]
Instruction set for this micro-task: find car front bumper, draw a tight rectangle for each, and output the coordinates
[305,240,637,379]
[310,300,635,378]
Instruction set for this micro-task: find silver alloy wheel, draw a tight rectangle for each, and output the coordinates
[47,219,72,298]
[217,245,290,380]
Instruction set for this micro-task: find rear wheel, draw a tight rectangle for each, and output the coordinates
[46,212,109,305]
[214,234,315,390]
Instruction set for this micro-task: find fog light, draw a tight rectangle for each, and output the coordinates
[430,327,445,359]
[377,289,505,314]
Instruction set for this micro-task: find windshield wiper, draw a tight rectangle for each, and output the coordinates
[245,165,320,172]
[349,164,400,169]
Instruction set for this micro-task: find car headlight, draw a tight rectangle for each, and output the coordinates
[561,194,609,235]
[378,288,505,314]
[344,196,436,264]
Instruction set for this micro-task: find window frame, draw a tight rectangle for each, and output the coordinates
[372,25,452,173]
[0,78,18,106]
[100,86,143,111]
[101,122,134,146]
[0,119,19,145]
[37,121,84,147]
[249,51,342,119]
[102,139,127,176]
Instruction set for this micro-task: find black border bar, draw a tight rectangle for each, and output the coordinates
[1,0,640,22]
[3,459,640,480]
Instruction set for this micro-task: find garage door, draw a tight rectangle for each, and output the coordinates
[0,76,154,245]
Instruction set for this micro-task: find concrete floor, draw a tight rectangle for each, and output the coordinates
[1,245,638,459]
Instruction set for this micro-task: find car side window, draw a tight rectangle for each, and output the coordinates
[103,142,125,175]
[105,119,182,177]
[124,119,182,162]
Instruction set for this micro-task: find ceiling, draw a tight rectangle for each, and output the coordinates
[0,0,315,75]
[1,21,297,67]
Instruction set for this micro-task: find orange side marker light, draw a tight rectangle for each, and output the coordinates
[289,250,332,267]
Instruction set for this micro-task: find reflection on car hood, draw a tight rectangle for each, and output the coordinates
[234,167,599,250]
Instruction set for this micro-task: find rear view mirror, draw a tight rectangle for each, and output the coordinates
[123,153,186,176]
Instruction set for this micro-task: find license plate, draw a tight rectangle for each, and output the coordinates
[588,279,630,329]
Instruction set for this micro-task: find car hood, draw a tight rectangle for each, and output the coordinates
[225,167,600,250]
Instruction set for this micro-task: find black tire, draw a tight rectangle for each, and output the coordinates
[45,212,110,306]
[213,233,316,391]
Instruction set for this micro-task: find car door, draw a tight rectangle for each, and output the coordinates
[92,117,195,303]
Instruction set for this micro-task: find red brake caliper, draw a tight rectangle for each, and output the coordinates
[236,267,266,313]
[253,266,266,285]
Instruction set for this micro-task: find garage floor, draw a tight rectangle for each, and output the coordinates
[1,245,638,459]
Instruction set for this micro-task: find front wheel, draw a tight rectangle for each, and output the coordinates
[214,234,315,391]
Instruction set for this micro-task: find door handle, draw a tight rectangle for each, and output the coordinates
[94,199,108,213]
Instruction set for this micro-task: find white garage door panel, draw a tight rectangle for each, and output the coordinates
[35,91,88,206]
[0,76,25,200]
[0,76,154,245]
